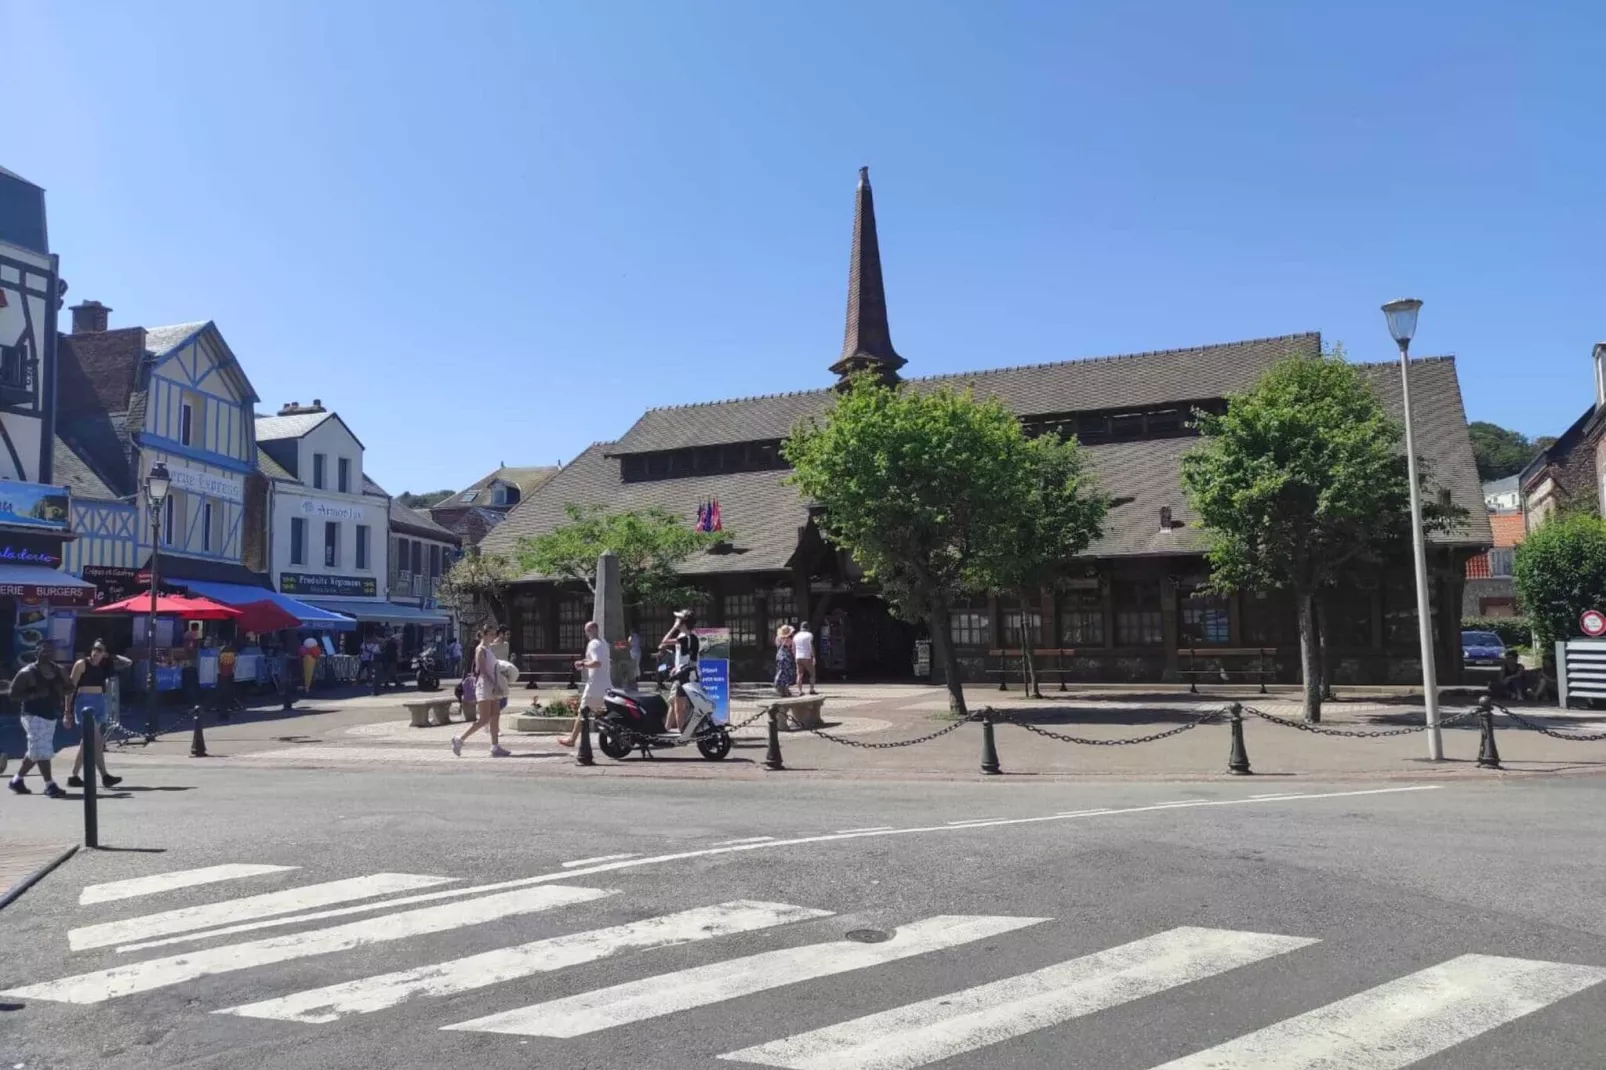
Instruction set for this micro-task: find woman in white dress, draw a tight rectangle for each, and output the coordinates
[451,625,510,757]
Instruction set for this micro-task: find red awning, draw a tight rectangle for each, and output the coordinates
[233,600,301,633]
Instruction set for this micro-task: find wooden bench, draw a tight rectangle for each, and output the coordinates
[1177,647,1276,694]
[773,695,827,730]
[404,698,460,728]
[513,654,580,691]
[987,649,1078,692]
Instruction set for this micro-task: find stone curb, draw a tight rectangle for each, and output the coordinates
[0,844,78,911]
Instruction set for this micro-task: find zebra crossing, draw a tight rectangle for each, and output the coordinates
[7,861,1606,1068]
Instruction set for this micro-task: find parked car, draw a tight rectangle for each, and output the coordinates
[1461,630,1506,667]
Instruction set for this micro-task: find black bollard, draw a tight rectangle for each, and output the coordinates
[1227,703,1252,776]
[1476,696,1502,770]
[764,706,785,771]
[575,708,595,766]
[81,711,98,849]
[190,705,209,758]
[979,709,1001,775]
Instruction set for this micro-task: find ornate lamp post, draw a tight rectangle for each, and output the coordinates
[143,462,171,744]
[1381,298,1442,761]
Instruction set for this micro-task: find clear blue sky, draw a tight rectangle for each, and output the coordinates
[6,0,1602,493]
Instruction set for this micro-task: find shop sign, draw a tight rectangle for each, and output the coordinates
[0,481,70,530]
[279,572,377,598]
[0,531,66,568]
[166,464,243,503]
[0,579,93,606]
[83,565,143,606]
[296,498,368,522]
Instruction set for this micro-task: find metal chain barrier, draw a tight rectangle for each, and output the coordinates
[603,702,776,749]
[994,706,1223,745]
[1494,703,1606,742]
[1241,704,1477,738]
[808,710,978,749]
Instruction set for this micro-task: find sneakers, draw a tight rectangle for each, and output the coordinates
[8,778,30,795]
[66,775,83,788]
[102,774,123,788]
[43,782,66,799]
[450,736,463,757]
[490,745,511,757]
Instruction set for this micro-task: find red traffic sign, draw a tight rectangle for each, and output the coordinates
[1582,610,1606,637]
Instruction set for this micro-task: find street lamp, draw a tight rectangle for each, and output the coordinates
[1381,298,1442,761]
[144,462,171,744]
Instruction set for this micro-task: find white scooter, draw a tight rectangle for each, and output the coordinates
[596,661,731,761]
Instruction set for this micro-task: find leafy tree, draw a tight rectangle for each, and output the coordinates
[1467,421,1539,482]
[515,504,721,610]
[1181,352,1452,722]
[785,376,1049,715]
[1514,511,1606,646]
[399,489,457,509]
[438,550,516,630]
[971,433,1108,697]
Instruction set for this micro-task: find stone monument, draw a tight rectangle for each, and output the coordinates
[592,550,628,686]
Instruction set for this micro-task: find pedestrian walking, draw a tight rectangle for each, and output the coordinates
[447,636,463,677]
[559,621,610,747]
[452,625,510,757]
[491,626,511,663]
[67,640,127,790]
[774,624,797,697]
[381,631,399,689]
[793,621,818,695]
[7,641,72,797]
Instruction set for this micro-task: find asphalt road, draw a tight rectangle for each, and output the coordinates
[4,765,1606,1069]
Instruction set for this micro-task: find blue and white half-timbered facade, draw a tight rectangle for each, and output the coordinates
[0,164,61,484]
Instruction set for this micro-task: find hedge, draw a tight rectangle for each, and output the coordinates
[1460,616,1530,649]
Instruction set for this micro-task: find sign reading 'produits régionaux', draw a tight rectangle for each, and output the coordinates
[279,572,377,598]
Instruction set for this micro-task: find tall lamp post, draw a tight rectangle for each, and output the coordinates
[1381,298,1442,761]
[144,462,171,745]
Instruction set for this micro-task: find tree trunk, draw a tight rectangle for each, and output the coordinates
[1018,588,1041,698]
[1297,589,1322,723]
[1315,592,1335,701]
[927,595,968,717]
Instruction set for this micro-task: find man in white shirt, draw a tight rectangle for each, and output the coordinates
[793,622,817,695]
[559,621,611,748]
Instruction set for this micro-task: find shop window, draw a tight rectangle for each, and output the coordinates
[1179,586,1230,646]
[637,604,676,649]
[290,517,306,565]
[513,592,547,652]
[1059,587,1105,646]
[1113,578,1163,646]
[949,610,991,647]
[1001,602,1043,649]
[767,587,798,644]
[557,595,587,652]
[724,593,758,647]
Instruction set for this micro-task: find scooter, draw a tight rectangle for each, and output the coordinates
[413,646,442,692]
[596,662,732,761]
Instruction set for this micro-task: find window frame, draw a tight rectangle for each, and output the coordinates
[337,457,351,494]
[290,516,306,565]
[312,453,326,490]
[355,524,370,570]
[324,521,339,569]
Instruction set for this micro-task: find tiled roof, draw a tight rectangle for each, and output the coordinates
[57,328,148,422]
[255,412,332,441]
[53,437,117,501]
[256,447,296,482]
[1490,512,1525,549]
[57,413,137,499]
[450,465,561,507]
[144,322,208,357]
[390,497,460,543]
[488,352,1489,570]
[609,333,1324,455]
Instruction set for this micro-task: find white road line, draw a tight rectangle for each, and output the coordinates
[69,873,455,951]
[219,900,831,1023]
[714,836,776,846]
[78,864,298,905]
[112,785,1440,954]
[835,826,894,834]
[7,885,612,1004]
[721,926,1317,1070]
[1147,953,1606,1069]
[444,914,1047,1038]
[560,854,638,868]
[944,819,999,826]
[1249,792,1301,800]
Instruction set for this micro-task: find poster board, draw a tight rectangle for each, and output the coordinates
[693,627,731,724]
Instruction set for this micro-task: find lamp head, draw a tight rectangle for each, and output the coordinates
[1381,298,1423,347]
[147,461,171,505]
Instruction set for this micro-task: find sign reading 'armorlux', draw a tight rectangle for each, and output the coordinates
[279,572,377,598]
[297,499,369,523]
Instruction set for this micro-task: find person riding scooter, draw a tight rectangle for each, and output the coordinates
[659,609,701,732]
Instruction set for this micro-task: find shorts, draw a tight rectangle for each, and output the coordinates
[498,697,508,711]
[21,714,58,761]
[74,692,109,726]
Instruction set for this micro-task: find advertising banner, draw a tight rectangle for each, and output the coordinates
[693,626,731,724]
[0,482,70,530]
[279,572,378,598]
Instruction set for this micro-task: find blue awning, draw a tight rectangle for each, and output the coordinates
[310,600,451,626]
[176,580,358,631]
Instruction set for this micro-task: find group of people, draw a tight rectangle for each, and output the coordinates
[4,640,127,797]
[772,621,818,698]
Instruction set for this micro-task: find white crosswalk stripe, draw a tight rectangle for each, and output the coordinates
[719,926,1318,1070]
[6,884,613,1004]
[69,872,455,951]
[217,900,832,1023]
[78,864,298,905]
[1146,952,1606,1069]
[442,914,1048,1038]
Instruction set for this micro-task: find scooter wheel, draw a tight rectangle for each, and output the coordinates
[597,727,633,761]
[696,729,732,761]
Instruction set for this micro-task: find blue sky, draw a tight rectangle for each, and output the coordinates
[5,0,1602,493]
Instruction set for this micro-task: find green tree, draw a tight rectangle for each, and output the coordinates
[1181,352,1447,722]
[438,549,516,630]
[785,377,1046,715]
[971,433,1108,697]
[1514,511,1606,646]
[1467,421,1539,482]
[515,504,722,611]
[399,489,456,509]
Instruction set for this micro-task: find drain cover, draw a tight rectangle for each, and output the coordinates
[845,928,892,944]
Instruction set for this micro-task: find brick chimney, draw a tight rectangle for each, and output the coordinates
[277,399,328,416]
[69,300,110,334]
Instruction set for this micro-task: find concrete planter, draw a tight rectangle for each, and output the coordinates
[510,713,573,734]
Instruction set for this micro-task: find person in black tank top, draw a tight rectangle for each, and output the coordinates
[68,640,127,789]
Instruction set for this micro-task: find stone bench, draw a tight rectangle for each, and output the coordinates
[404,699,460,728]
[774,695,827,730]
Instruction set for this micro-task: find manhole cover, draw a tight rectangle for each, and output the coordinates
[845,928,891,944]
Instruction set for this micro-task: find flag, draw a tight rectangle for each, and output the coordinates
[710,498,723,533]
[694,501,709,532]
